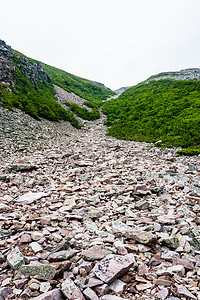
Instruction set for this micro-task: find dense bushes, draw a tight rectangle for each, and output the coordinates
[64,102,100,121]
[102,79,200,151]
[0,54,81,128]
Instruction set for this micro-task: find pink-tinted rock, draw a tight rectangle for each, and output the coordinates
[126,229,157,245]
[19,233,32,244]
[93,254,135,283]
[83,287,99,300]
[173,256,194,270]
[61,278,85,300]
[31,288,64,300]
[16,191,48,205]
[177,285,196,299]
[156,287,169,299]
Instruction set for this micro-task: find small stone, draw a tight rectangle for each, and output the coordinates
[16,191,48,205]
[87,278,103,288]
[0,203,10,212]
[83,287,99,300]
[153,278,172,286]
[7,247,24,270]
[48,250,77,262]
[138,263,149,275]
[94,284,110,296]
[31,232,44,241]
[102,295,127,300]
[136,282,152,291]
[39,282,51,293]
[30,242,43,253]
[13,278,28,289]
[109,279,126,293]
[126,229,157,245]
[82,246,113,261]
[19,233,32,244]
[177,285,196,299]
[31,288,64,300]
[157,287,169,299]
[0,287,13,299]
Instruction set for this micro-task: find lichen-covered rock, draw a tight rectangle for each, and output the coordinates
[93,254,135,283]
[126,229,157,245]
[19,261,71,279]
[48,250,77,262]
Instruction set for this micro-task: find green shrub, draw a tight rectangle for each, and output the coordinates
[102,79,200,149]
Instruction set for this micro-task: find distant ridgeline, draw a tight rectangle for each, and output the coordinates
[0,39,115,128]
[103,69,200,155]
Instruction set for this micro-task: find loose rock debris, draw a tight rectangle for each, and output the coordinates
[0,109,200,299]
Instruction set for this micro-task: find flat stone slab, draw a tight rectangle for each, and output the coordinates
[16,192,48,205]
[93,254,135,283]
[19,261,71,279]
[82,246,113,261]
[48,250,77,262]
[30,288,65,299]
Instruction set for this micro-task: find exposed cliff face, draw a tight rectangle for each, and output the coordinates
[0,40,15,85]
[0,39,50,87]
[13,53,50,85]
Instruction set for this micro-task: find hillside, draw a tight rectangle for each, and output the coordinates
[0,39,114,127]
[103,75,200,155]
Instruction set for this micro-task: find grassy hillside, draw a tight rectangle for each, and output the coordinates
[0,53,81,128]
[42,63,115,105]
[102,79,200,153]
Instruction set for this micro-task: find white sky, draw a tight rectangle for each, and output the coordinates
[1,0,200,90]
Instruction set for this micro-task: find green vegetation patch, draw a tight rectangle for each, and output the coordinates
[65,102,100,121]
[102,79,200,150]
[0,54,80,128]
[42,63,115,104]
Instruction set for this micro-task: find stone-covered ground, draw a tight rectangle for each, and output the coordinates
[0,105,200,299]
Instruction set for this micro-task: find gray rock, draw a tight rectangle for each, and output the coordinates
[61,278,85,299]
[83,287,99,300]
[7,247,24,270]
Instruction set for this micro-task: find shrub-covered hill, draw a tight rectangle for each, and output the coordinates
[102,79,200,153]
[42,63,115,105]
[0,39,115,127]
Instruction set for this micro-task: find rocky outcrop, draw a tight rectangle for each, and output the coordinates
[0,39,50,88]
[146,68,200,83]
[0,39,15,85]
[14,54,50,85]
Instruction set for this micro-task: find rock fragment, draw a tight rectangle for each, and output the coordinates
[93,254,135,283]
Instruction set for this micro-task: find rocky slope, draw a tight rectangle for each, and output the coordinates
[146,68,200,83]
[0,97,200,299]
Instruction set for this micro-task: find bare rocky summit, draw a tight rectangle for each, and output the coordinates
[146,68,200,83]
[0,97,200,299]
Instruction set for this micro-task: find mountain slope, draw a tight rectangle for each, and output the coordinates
[0,39,114,127]
[103,73,200,153]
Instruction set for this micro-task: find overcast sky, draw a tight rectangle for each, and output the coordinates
[1,0,200,90]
